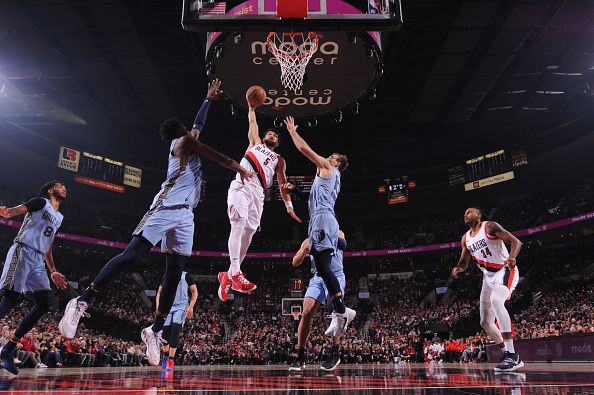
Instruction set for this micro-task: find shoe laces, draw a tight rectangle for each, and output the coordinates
[73,303,90,324]
[237,273,250,285]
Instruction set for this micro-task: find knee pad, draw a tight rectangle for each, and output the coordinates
[168,323,182,348]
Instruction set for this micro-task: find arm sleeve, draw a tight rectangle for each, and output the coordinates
[24,197,46,213]
[192,98,212,131]
[185,274,197,286]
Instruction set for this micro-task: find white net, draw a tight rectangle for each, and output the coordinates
[267,32,319,93]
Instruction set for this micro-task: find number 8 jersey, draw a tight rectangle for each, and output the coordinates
[15,198,63,254]
[464,221,509,275]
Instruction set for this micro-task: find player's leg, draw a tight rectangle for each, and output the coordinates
[309,215,344,313]
[478,278,504,348]
[0,248,49,375]
[59,235,153,338]
[320,274,348,371]
[161,319,172,369]
[289,282,323,371]
[493,267,523,372]
[220,183,256,300]
[231,188,262,293]
[165,321,183,370]
[142,209,191,367]
[0,245,25,320]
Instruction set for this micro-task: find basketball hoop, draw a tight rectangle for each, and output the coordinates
[267,32,319,93]
[291,307,302,321]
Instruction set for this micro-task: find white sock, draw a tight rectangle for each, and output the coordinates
[238,227,257,264]
[503,339,515,353]
[227,221,245,277]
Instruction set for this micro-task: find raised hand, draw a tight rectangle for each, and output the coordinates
[0,206,10,218]
[284,116,298,133]
[239,168,256,184]
[207,78,222,100]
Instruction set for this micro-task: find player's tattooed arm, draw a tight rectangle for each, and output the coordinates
[276,157,302,223]
[451,234,471,278]
[44,240,68,290]
[247,108,261,148]
[283,116,333,175]
[292,238,310,267]
[486,221,522,268]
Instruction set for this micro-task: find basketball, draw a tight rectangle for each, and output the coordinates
[246,85,266,109]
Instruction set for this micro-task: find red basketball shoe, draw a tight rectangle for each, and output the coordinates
[218,272,232,302]
[231,272,257,293]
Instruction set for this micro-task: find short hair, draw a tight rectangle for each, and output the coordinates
[264,128,281,146]
[39,180,63,199]
[469,207,489,221]
[333,153,349,172]
[159,118,184,142]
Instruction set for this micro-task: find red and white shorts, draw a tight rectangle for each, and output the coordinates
[227,179,264,230]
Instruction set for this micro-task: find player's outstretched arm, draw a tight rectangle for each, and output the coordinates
[247,108,261,148]
[0,204,28,219]
[276,157,302,223]
[187,284,198,319]
[451,234,471,278]
[191,79,222,139]
[486,221,523,269]
[44,241,67,290]
[292,238,310,267]
[179,136,255,183]
[284,116,332,172]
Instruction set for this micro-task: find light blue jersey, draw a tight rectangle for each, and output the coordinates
[171,271,189,311]
[308,168,341,252]
[308,168,341,216]
[16,199,63,254]
[150,138,202,210]
[310,246,344,276]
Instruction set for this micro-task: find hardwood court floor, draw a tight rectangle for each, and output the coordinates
[0,363,592,394]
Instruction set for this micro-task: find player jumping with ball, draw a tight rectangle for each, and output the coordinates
[218,87,301,301]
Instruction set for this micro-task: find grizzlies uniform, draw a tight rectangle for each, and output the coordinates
[227,143,278,230]
[305,245,345,311]
[163,272,195,327]
[0,198,63,293]
[308,168,341,253]
[133,138,202,256]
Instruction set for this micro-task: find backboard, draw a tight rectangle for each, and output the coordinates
[182,0,403,32]
[281,297,304,316]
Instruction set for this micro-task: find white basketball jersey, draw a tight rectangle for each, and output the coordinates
[238,143,278,189]
[465,221,509,274]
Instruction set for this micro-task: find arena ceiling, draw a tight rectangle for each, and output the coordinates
[2,0,594,179]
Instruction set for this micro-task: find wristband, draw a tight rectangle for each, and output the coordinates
[285,201,293,210]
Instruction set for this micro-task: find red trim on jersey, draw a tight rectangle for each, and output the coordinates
[506,268,515,289]
[485,221,498,240]
[475,258,505,270]
[246,151,267,189]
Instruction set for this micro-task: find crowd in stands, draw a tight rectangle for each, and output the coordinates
[1,176,593,252]
[0,176,592,368]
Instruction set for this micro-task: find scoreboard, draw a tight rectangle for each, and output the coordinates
[265,175,314,201]
[378,176,416,205]
[58,146,142,193]
[448,149,527,191]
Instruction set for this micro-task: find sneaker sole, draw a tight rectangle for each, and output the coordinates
[320,358,341,372]
[494,361,524,372]
[58,299,78,338]
[217,286,227,302]
[231,284,257,293]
